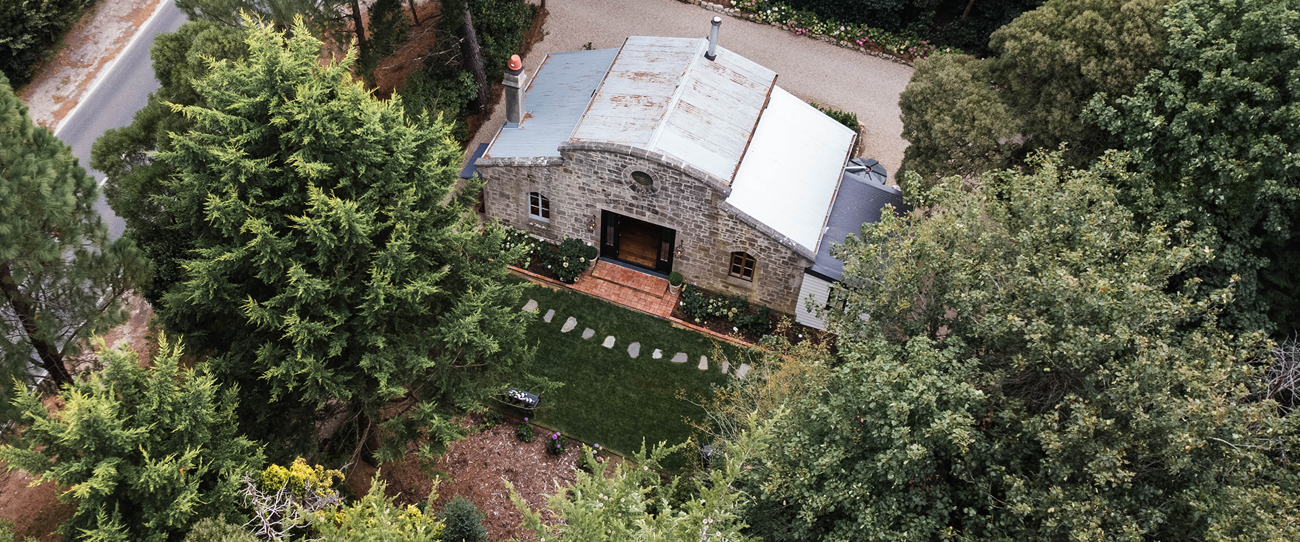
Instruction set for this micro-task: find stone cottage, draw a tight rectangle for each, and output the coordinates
[473,20,905,328]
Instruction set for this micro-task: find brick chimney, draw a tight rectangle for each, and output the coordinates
[504,54,526,126]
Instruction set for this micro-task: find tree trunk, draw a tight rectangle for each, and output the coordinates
[0,263,72,386]
[408,0,419,25]
[349,0,369,59]
[962,0,976,19]
[460,8,491,114]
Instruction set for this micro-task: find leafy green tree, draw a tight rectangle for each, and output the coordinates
[0,335,264,542]
[897,54,1020,188]
[92,20,249,306]
[510,441,754,542]
[899,0,1169,188]
[1088,0,1300,335]
[156,19,536,462]
[739,151,1300,540]
[0,0,95,85]
[0,73,149,391]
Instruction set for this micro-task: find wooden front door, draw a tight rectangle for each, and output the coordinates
[600,211,675,274]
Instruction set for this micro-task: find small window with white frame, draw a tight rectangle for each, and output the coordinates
[528,192,550,221]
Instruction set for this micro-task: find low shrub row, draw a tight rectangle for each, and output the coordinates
[737,0,964,61]
[499,227,597,284]
[678,285,772,337]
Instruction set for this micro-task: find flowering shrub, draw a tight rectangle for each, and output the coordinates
[499,226,546,268]
[679,285,773,335]
[546,432,568,455]
[547,237,597,283]
[738,0,963,60]
[516,418,534,443]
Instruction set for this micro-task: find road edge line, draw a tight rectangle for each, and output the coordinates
[54,0,173,138]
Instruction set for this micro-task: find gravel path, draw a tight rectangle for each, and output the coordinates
[467,0,914,184]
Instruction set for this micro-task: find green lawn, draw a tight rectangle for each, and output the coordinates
[514,279,747,470]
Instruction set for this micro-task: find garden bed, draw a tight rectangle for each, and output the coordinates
[670,284,833,348]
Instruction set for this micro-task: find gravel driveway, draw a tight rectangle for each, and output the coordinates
[467,0,914,184]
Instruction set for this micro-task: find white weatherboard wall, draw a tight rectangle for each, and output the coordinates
[795,272,833,330]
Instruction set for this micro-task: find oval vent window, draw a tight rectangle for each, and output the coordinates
[631,171,654,187]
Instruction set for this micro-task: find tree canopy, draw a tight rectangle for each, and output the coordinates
[152,19,535,462]
[0,336,263,542]
[0,73,148,391]
[899,0,1169,189]
[1088,0,1300,334]
[735,152,1300,540]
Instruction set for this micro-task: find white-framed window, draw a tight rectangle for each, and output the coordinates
[528,192,550,221]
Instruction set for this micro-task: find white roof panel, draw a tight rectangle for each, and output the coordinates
[726,86,855,253]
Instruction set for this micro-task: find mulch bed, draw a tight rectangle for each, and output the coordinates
[669,289,834,348]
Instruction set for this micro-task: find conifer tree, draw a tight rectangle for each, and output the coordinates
[0,73,149,392]
[157,18,535,461]
[0,336,264,542]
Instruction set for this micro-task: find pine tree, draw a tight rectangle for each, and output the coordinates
[157,19,536,461]
[0,73,149,392]
[0,335,264,542]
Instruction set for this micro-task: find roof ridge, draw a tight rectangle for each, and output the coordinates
[645,38,708,152]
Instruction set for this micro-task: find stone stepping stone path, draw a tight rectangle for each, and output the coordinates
[523,301,749,378]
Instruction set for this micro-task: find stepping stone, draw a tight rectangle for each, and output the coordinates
[721,360,730,374]
[698,356,709,371]
[561,317,577,333]
[582,328,595,339]
[652,349,663,359]
[522,299,538,312]
[544,309,555,323]
[628,342,641,358]
[671,353,688,363]
[736,363,752,379]
[602,336,616,348]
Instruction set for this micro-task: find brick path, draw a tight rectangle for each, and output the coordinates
[572,260,679,318]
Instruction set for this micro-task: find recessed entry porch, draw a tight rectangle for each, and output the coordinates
[599,210,676,275]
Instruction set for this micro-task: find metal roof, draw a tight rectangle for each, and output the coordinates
[485,48,620,158]
[571,36,776,182]
[726,86,856,254]
[809,170,910,282]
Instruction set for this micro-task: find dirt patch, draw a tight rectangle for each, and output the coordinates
[371,2,446,99]
[0,467,73,542]
[19,0,165,128]
[97,293,156,364]
[347,418,622,541]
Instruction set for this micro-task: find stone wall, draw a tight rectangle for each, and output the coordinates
[478,142,812,313]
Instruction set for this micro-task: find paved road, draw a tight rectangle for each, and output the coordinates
[54,1,188,240]
[468,0,914,184]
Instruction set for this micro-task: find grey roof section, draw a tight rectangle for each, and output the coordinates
[809,172,910,282]
[485,48,620,158]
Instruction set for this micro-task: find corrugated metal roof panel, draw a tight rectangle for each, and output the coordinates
[571,37,776,181]
[809,171,909,282]
[726,86,855,253]
[485,48,619,158]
